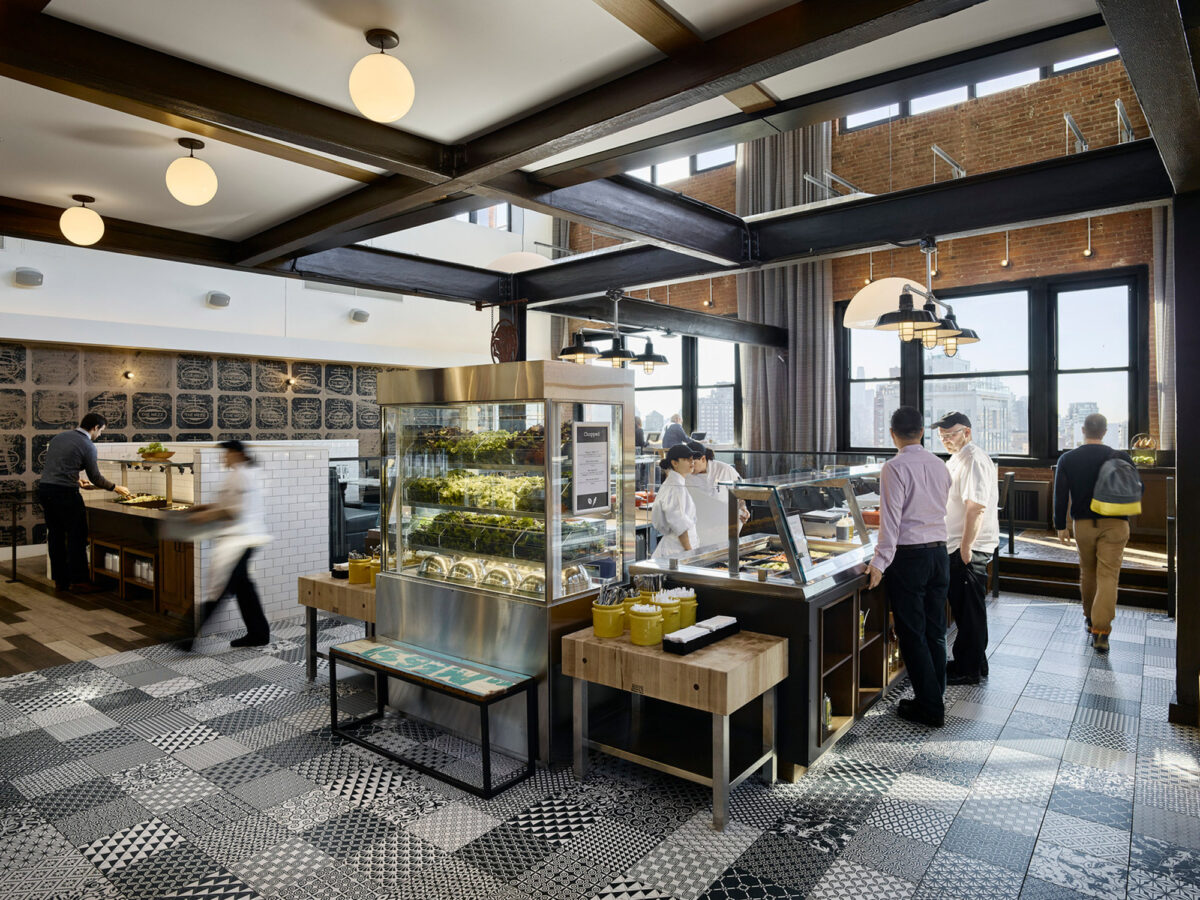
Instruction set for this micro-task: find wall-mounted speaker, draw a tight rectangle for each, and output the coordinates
[13,267,43,288]
[206,290,231,308]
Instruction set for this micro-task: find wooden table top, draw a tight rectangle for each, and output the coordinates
[562,627,787,715]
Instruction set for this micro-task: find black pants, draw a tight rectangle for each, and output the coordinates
[948,550,990,678]
[38,485,90,589]
[885,546,950,717]
[198,548,269,641]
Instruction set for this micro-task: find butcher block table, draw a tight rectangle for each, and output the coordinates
[297,573,376,680]
[563,628,787,830]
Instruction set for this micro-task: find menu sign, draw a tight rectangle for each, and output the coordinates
[571,422,610,515]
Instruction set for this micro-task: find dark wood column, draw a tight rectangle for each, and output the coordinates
[1170,190,1199,725]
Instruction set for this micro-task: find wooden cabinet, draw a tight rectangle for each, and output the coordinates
[157,540,194,618]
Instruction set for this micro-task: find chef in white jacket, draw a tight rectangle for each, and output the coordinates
[651,444,700,559]
[686,441,750,526]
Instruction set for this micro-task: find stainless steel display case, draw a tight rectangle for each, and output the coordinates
[634,465,881,595]
[374,361,635,763]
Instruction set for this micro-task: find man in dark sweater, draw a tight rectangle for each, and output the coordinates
[1054,413,1134,653]
[660,414,689,449]
[38,413,130,591]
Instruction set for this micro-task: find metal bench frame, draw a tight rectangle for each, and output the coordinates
[328,644,537,799]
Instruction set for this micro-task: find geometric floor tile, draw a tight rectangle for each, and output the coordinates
[1027,843,1129,900]
[864,797,955,844]
[732,832,836,895]
[1129,833,1200,887]
[455,822,557,884]
[405,802,502,852]
[914,849,1024,900]
[939,818,1036,873]
[81,818,185,872]
[108,843,223,900]
[695,866,806,900]
[344,830,446,888]
[161,867,261,900]
[149,724,221,755]
[192,815,293,867]
[1038,810,1132,864]
[326,765,405,806]
[263,789,353,833]
[628,840,733,900]
[511,796,600,845]
[230,835,337,895]
[843,826,937,883]
[809,857,917,900]
[591,876,674,900]
[1047,785,1134,830]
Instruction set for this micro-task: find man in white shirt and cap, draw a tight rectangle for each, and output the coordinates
[935,411,999,686]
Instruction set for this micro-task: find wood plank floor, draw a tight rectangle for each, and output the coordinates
[0,556,185,675]
[999,528,1168,571]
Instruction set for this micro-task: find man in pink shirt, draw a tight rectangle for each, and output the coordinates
[867,406,953,727]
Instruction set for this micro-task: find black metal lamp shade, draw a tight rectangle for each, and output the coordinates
[873,292,939,342]
[597,335,637,367]
[558,332,601,363]
[634,339,669,374]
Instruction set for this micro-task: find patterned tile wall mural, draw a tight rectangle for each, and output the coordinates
[0,341,385,548]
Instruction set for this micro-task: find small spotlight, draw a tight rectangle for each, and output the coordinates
[1000,258,1010,268]
[1082,247,1093,258]
[864,276,873,286]
[122,371,134,379]
[285,377,296,386]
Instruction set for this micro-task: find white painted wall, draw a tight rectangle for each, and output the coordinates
[0,211,555,366]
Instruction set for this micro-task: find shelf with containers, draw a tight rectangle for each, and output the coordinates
[632,463,900,770]
[374,361,635,764]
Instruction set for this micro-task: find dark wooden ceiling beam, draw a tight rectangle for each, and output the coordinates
[266,247,505,305]
[547,294,788,347]
[518,140,1172,300]
[1097,0,1200,193]
[0,12,450,183]
[534,15,1108,186]
[0,195,505,304]
[474,173,747,265]
[232,0,984,263]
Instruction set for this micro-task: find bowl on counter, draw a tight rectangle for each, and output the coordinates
[139,451,175,461]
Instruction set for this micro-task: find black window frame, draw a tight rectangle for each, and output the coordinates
[835,265,1150,463]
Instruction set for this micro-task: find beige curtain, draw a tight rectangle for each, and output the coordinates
[736,124,835,455]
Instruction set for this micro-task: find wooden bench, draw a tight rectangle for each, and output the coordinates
[329,636,537,799]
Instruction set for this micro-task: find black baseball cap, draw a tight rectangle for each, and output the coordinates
[933,411,972,429]
[664,443,696,463]
[684,440,707,458]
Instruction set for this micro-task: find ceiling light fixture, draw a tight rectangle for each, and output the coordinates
[349,28,415,123]
[704,279,714,307]
[1000,230,1010,267]
[557,332,600,364]
[165,138,218,206]
[59,195,104,246]
[1082,217,1094,257]
[597,290,639,367]
[864,252,874,286]
[122,370,135,380]
[874,291,938,342]
[868,238,981,354]
[634,338,669,374]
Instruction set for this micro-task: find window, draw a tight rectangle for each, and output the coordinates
[975,68,1040,97]
[695,146,736,172]
[1055,284,1131,450]
[837,268,1148,460]
[696,338,737,445]
[909,86,968,115]
[845,103,900,130]
[628,167,652,183]
[471,203,510,230]
[654,157,691,185]
[1053,48,1118,73]
[846,328,902,449]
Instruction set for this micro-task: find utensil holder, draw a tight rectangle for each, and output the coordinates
[592,601,624,638]
[679,597,697,628]
[629,607,663,646]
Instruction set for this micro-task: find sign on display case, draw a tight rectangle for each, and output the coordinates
[571,422,610,514]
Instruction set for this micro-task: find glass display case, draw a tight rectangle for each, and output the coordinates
[385,398,626,603]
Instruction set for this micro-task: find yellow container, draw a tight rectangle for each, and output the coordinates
[655,596,681,635]
[679,597,698,628]
[348,559,371,584]
[592,602,624,638]
[622,597,640,630]
[368,561,382,587]
[628,605,663,646]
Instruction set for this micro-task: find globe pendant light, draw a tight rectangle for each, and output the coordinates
[634,338,669,374]
[165,138,218,206]
[558,332,600,364]
[873,291,938,342]
[349,29,415,123]
[59,195,104,246]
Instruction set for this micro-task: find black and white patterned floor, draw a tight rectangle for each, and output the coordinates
[0,595,1195,900]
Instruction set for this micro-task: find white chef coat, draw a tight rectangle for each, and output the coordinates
[651,470,698,559]
[685,459,741,496]
[945,440,999,555]
[209,462,272,596]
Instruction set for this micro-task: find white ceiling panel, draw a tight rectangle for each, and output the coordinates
[663,0,802,40]
[761,0,1101,99]
[46,0,661,145]
[522,96,740,172]
[0,79,358,240]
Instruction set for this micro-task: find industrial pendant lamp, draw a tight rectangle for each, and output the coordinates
[165,138,218,206]
[558,332,600,364]
[349,29,415,123]
[597,290,638,367]
[634,338,669,374]
[941,315,980,358]
[873,291,938,342]
[59,195,104,246]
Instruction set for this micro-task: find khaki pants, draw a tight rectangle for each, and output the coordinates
[1073,518,1129,634]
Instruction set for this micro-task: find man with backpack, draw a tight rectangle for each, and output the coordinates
[1054,413,1143,653]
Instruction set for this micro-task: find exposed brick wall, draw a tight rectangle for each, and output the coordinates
[564,59,1161,437]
